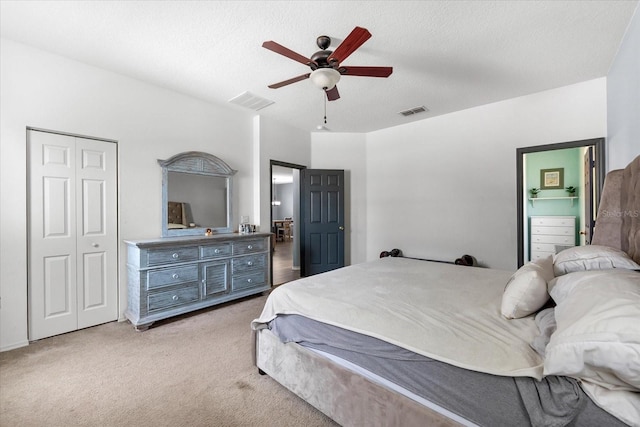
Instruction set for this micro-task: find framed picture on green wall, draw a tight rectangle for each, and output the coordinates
[540,168,564,189]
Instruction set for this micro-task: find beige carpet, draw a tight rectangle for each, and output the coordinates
[0,294,338,427]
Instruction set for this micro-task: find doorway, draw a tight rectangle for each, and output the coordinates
[270,161,304,285]
[516,138,605,267]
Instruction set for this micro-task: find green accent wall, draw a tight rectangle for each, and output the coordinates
[525,148,581,244]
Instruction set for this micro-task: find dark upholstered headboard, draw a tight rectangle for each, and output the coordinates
[592,155,640,264]
[168,201,187,226]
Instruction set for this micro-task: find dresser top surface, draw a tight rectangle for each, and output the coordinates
[125,232,271,249]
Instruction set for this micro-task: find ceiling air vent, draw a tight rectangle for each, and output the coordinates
[228,91,274,111]
[398,105,429,117]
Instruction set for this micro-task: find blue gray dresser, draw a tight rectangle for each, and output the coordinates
[125,232,271,330]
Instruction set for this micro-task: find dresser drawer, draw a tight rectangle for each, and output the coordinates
[531,226,574,236]
[232,271,267,292]
[530,243,557,253]
[530,234,575,245]
[147,265,199,290]
[233,239,266,255]
[531,251,555,260]
[232,253,267,274]
[147,247,198,266]
[200,243,232,259]
[531,217,574,227]
[147,284,200,312]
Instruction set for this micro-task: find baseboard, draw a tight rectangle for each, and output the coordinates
[1,339,29,353]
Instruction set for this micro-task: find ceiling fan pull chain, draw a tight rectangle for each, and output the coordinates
[324,93,327,124]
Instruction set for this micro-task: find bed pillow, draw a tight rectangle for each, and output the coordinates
[501,255,554,319]
[544,269,640,391]
[553,245,640,276]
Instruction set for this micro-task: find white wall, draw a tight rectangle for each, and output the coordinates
[607,6,640,170]
[256,116,311,232]
[311,132,367,265]
[363,79,608,271]
[0,39,308,351]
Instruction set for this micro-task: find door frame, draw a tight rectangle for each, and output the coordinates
[269,160,306,284]
[516,138,605,267]
[26,127,120,340]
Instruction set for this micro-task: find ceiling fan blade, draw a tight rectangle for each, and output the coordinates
[262,41,314,66]
[328,26,371,64]
[325,86,340,101]
[340,66,393,78]
[268,73,311,89]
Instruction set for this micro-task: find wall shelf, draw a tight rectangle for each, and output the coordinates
[528,196,578,207]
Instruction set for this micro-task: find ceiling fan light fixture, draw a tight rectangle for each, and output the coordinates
[310,68,341,90]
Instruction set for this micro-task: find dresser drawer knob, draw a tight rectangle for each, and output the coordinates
[247,245,253,250]
[172,253,179,259]
[172,273,179,279]
[172,295,179,301]
[247,278,253,283]
[247,261,253,266]
[214,249,220,254]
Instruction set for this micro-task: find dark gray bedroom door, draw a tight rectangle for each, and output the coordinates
[300,169,345,277]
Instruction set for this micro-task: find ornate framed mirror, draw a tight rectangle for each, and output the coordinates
[159,151,236,237]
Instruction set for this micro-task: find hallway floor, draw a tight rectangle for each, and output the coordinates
[272,239,300,285]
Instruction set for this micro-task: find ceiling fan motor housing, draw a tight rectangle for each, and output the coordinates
[311,50,334,69]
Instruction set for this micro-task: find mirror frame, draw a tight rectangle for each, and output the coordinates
[159,151,237,237]
[516,138,606,267]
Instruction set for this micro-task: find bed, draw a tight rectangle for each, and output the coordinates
[252,155,640,427]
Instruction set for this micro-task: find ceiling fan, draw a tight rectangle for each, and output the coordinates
[262,26,393,101]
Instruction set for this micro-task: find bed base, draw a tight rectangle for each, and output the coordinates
[255,328,463,427]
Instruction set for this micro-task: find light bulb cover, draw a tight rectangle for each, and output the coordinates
[310,68,341,90]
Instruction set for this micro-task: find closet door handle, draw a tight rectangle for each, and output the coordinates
[92,243,99,248]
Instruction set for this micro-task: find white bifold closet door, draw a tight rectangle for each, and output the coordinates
[28,130,117,340]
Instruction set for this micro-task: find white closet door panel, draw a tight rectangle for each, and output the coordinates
[82,252,107,309]
[75,138,117,329]
[29,131,78,340]
[43,177,71,237]
[43,255,73,316]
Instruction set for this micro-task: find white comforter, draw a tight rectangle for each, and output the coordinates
[252,257,544,379]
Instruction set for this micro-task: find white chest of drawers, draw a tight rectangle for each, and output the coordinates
[125,233,271,330]
[530,216,576,261]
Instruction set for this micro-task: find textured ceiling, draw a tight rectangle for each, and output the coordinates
[1,1,637,133]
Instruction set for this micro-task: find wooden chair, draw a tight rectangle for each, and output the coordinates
[283,218,293,240]
[274,224,285,242]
